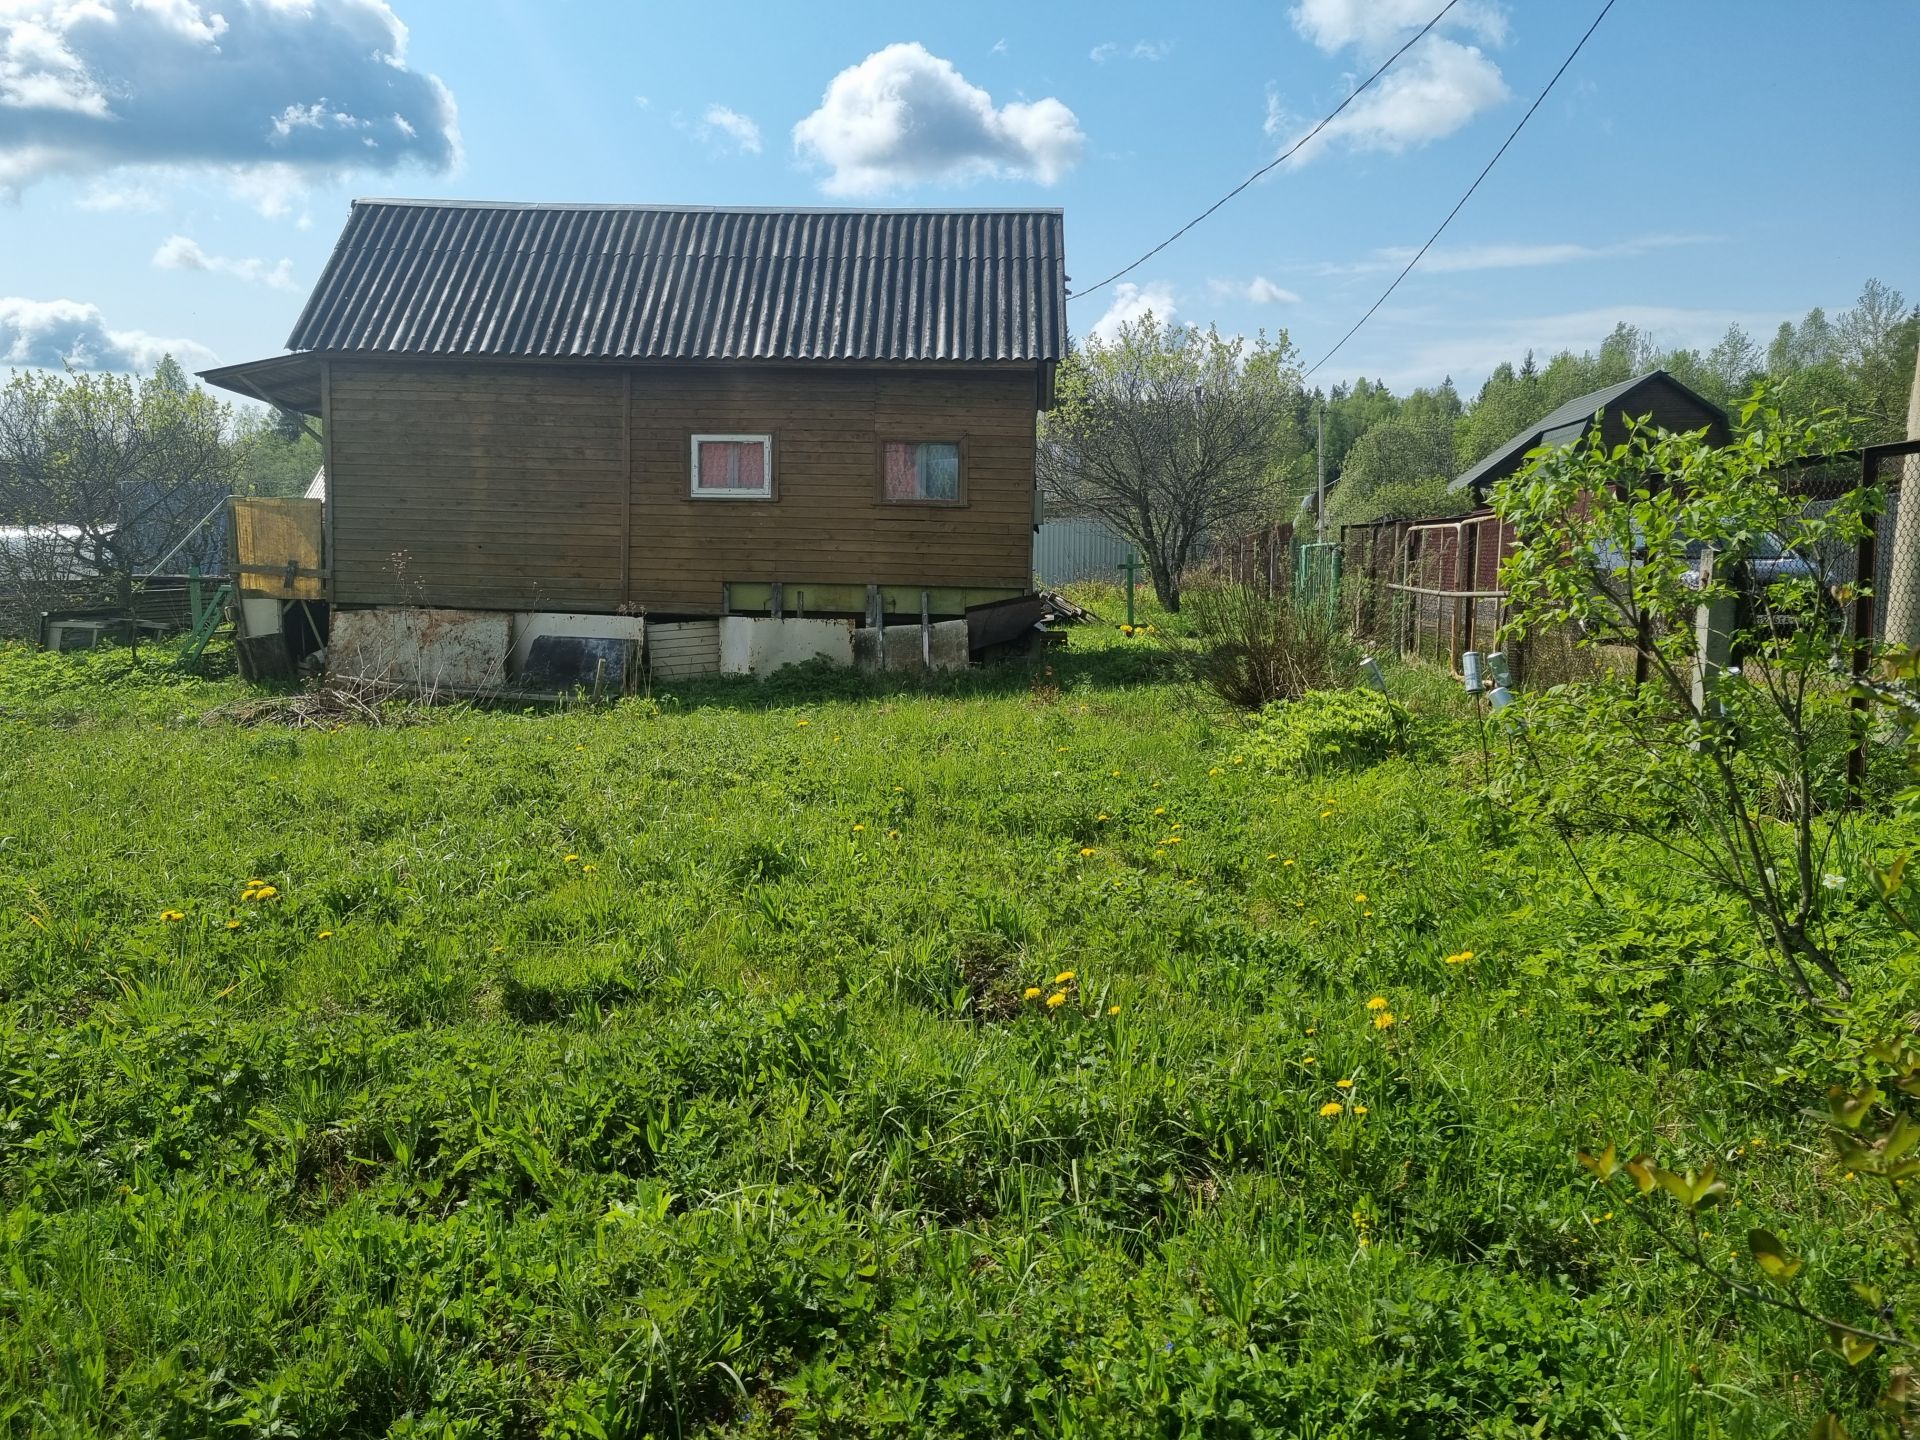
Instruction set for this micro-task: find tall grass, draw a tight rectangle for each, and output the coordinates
[1178,581,1365,709]
[0,624,1901,1435]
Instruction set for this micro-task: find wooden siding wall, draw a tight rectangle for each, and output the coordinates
[326,361,1037,612]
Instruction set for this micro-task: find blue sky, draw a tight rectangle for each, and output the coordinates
[3,0,1915,395]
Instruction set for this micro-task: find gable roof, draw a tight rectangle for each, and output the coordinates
[1449,369,1730,499]
[283,199,1068,364]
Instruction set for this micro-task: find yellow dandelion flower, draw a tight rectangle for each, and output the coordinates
[1283,858,1295,867]
[893,785,905,793]
[1209,767,1222,776]
[887,829,900,839]
[1319,1101,1344,1117]
[160,909,186,922]
[1153,806,1167,816]
[226,919,242,930]
[1443,949,1476,965]
[1111,769,1122,777]
[1373,1012,1395,1030]
[1108,1004,1121,1016]
[852,824,866,833]
[1079,847,1097,857]
[1023,986,1043,1001]
[1230,756,1244,765]
[1320,810,1333,819]
[1054,970,1076,985]
[1046,991,1068,1009]
[1097,813,1109,822]
[1366,996,1388,1010]
[1353,1105,1369,1116]
[1267,852,1279,860]
[254,885,277,899]
[1363,910,1374,918]
[1305,1028,1316,1035]
[582,863,598,873]
[317,929,334,940]
[1335,1078,1352,1089]
[1353,893,1367,904]
[564,853,580,864]
[795,719,810,727]
[1303,1055,1316,1065]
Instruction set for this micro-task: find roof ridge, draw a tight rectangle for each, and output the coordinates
[350,197,1066,217]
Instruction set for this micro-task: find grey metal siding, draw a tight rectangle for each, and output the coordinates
[289,202,1067,364]
[1033,517,1133,587]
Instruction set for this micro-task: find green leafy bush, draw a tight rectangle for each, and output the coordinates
[1250,688,1408,774]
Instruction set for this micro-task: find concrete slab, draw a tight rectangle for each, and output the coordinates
[853,619,971,673]
[719,616,855,675]
[329,606,509,693]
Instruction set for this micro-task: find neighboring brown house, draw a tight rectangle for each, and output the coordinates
[203,199,1067,682]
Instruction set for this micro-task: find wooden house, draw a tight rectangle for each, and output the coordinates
[203,199,1068,686]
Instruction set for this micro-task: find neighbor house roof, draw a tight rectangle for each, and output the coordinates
[289,199,1067,363]
[1449,369,1730,500]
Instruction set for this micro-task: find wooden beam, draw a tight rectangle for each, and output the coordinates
[319,359,335,600]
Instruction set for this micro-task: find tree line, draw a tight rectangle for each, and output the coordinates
[0,359,319,633]
[1042,279,1918,608]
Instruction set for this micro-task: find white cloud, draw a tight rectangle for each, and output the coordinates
[1092,39,1172,63]
[1323,233,1717,277]
[0,297,214,371]
[74,178,163,212]
[1277,1,1509,158]
[1211,276,1301,304]
[990,38,1007,55]
[152,235,296,289]
[1087,282,1176,344]
[1291,0,1506,53]
[702,104,762,155]
[792,42,1084,195]
[633,94,650,108]
[0,0,459,209]
[1353,303,1789,391]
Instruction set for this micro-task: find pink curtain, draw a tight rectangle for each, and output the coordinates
[700,440,765,490]
[883,442,918,499]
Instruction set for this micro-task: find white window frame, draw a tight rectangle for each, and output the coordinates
[690,433,774,500]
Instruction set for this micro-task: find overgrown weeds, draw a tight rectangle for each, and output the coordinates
[1175,581,1364,709]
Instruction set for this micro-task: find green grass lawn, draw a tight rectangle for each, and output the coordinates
[0,612,1896,1437]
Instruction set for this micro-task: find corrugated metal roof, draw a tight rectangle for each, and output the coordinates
[1449,370,1728,496]
[286,200,1068,363]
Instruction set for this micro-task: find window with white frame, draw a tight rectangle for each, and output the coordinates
[881,440,963,503]
[691,434,773,498]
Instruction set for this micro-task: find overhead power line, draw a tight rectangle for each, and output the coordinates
[1302,0,1620,380]
[1067,0,1464,304]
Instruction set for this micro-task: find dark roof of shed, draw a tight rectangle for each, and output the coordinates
[1449,369,1729,497]
[281,199,1068,364]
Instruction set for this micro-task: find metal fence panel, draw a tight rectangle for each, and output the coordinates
[1033,517,1134,588]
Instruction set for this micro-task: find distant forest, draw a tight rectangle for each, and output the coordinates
[1305,278,1918,528]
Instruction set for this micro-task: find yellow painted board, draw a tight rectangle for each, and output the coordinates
[233,498,325,598]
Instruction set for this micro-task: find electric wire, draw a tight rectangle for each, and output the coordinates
[1301,0,1620,379]
[1067,0,1464,303]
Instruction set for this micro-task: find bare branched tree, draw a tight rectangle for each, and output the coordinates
[1039,314,1302,610]
[0,358,234,632]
